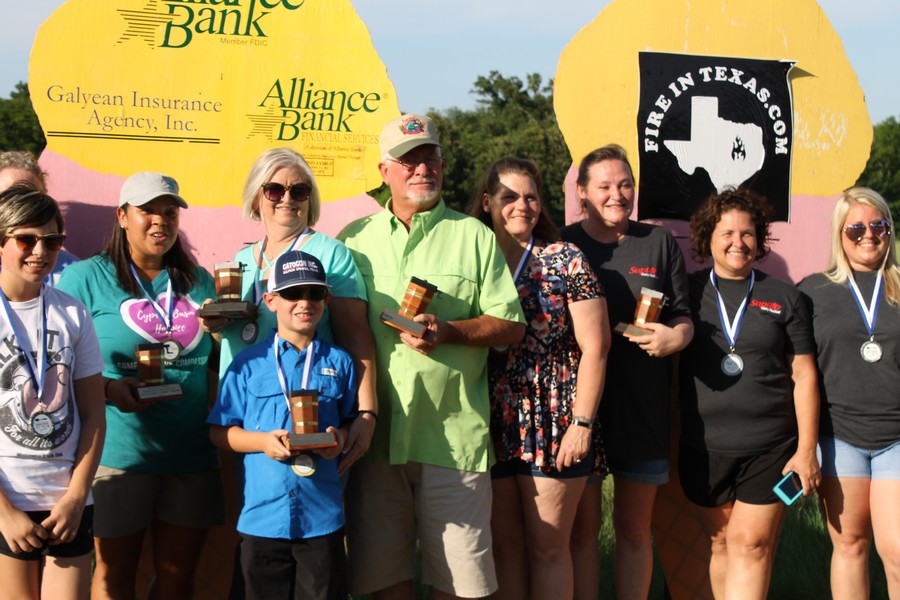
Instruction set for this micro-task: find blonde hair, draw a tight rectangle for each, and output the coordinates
[241,148,320,225]
[826,187,900,305]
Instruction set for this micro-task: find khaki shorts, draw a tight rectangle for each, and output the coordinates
[346,461,496,598]
[92,466,225,538]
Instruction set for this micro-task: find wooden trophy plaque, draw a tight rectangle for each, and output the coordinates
[197,261,258,320]
[380,277,439,338]
[135,343,183,400]
[285,390,337,451]
[614,287,666,337]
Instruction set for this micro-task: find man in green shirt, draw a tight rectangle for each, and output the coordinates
[339,114,525,599]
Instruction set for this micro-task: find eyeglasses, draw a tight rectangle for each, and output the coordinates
[386,156,443,173]
[843,220,890,242]
[4,233,67,253]
[261,182,312,203]
[275,286,329,302]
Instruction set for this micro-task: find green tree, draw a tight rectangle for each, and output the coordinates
[370,72,570,224]
[435,71,570,223]
[0,82,46,155]
[856,116,900,217]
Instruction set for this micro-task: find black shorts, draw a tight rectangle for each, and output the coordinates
[0,505,94,560]
[679,440,796,507]
[240,529,347,600]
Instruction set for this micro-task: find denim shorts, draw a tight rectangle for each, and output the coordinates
[818,436,900,480]
[608,456,669,485]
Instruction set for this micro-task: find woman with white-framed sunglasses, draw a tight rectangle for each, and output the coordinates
[799,187,900,599]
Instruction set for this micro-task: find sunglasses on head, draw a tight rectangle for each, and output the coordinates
[4,233,66,253]
[261,182,312,203]
[843,219,890,242]
[275,286,329,302]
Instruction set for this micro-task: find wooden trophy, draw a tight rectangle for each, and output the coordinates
[197,261,258,319]
[135,343,183,400]
[614,287,667,337]
[380,277,439,338]
[284,390,338,451]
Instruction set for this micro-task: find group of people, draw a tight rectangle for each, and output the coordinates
[0,107,896,600]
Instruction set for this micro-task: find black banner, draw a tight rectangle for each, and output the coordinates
[637,52,794,221]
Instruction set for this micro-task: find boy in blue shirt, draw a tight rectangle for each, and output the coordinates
[208,250,356,600]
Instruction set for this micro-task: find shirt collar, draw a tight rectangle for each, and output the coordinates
[384,197,446,233]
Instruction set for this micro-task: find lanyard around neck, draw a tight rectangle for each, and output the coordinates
[274,334,315,412]
[252,228,311,305]
[848,271,884,338]
[710,269,755,352]
[129,264,174,336]
[512,236,534,283]
[0,287,48,401]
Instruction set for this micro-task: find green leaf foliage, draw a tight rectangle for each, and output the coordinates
[856,116,900,218]
[0,82,46,156]
[436,71,570,224]
[368,72,571,225]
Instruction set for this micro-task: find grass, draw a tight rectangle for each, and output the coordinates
[595,479,890,599]
[354,478,891,599]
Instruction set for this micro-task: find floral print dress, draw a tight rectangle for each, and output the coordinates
[489,240,607,474]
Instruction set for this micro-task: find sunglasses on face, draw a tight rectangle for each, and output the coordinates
[843,220,890,242]
[261,181,312,203]
[386,156,443,173]
[4,233,66,253]
[275,286,329,302]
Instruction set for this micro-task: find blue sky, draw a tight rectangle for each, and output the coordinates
[4,0,897,124]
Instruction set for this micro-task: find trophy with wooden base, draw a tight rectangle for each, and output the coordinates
[614,287,667,337]
[197,261,258,320]
[380,277,439,338]
[280,390,337,477]
[282,390,337,451]
[135,343,183,400]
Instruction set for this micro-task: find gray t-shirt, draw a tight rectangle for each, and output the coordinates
[799,271,900,450]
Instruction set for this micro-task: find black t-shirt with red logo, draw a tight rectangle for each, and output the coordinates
[561,220,690,461]
[799,271,900,450]
[680,268,815,456]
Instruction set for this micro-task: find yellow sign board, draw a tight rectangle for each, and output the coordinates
[554,0,871,195]
[29,0,398,206]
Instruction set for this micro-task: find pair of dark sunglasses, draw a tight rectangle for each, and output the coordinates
[843,220,890,242]
[275,286,329,301]
[5,233,67,253]
[261,182,312,203]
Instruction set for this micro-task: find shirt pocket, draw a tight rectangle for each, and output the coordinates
[312,375,345,430]
[246,380,287,432]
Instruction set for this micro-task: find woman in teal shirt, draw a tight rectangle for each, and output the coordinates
[58,172,223,600]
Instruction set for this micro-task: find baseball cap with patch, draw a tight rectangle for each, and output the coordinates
[119,172,188,208]
[380,114,441,158]
[268,250,330,293]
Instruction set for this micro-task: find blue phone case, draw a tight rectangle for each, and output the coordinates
[773,471,803,505]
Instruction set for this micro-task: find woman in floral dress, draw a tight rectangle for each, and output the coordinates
[467,157,610,599]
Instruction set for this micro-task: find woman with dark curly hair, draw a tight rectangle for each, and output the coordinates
[680,188,821,599]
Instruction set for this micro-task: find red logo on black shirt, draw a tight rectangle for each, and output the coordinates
[750,299,782,315]
[629,266,658,278]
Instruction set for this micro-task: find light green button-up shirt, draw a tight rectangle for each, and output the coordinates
[338,200,525,472]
